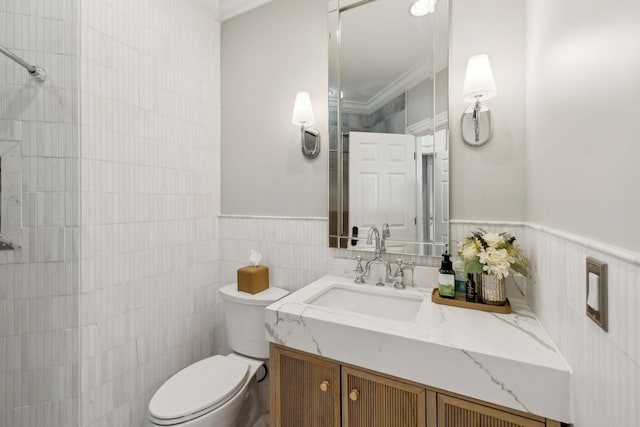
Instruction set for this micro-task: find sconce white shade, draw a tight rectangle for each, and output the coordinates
[291,91,315,126]
[291,91,321,159]
[462,54,497,103]
[409,0,434,17]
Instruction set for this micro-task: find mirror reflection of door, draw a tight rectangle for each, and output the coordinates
[434,129,449,247]
[328,0,449,256]
[417,130,448,255]
[0,158,2,228]
[349,132,417,253]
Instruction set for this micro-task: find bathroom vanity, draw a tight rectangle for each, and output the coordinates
[265,275,570,426]
[271,344,559,427]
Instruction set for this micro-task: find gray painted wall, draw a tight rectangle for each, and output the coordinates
[449,0,527,222]
[221,0,328,217]
[222,0,526,222]
[222,0,638,253]
[525,0,640,252]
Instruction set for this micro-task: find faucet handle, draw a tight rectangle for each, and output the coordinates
[393,258,414,275]
[400,258,415,267]
[393,259,407,289]
[382,223,390,239]
[353,256,365,284]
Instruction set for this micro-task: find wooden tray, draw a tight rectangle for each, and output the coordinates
[431,289,511,314]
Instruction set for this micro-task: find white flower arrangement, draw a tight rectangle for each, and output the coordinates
[458,230,530,279]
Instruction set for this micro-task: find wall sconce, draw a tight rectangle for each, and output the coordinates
[291,91,320,159]
[409,0,435,17]
[461,54,497,147]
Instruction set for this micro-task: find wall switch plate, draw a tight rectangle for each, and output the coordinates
[586,257,608,332]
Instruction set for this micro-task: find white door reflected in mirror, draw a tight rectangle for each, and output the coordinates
[349,132,416,254]
[328,0,449,256]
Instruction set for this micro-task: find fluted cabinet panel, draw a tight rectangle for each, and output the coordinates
[272,345,564,427]
[272,345,341,427]
[437,394,543,427]
[342,366,426,427]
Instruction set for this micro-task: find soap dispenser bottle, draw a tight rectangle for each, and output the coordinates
[438,252,456,299]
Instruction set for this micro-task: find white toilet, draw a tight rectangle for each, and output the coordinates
[148,284,289,427]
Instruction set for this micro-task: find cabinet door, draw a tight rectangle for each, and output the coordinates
[342,366,426,427]
[271,345,341,427]
[435,393,545,427]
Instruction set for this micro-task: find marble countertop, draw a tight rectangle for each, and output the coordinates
[265,274,571,423]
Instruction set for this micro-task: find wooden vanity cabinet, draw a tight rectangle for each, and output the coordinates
[271,344,562,427]
[271,345,341,427]
[271,344,425,427]
[427,391,554,427]
[342,366,426,427]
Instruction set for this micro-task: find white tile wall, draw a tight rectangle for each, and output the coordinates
[218,215,448,353]
[78,1,220,426]
[219,215,329,293]
[0,1,81,426]
[452,220,640,426]
[218,215,328,355]
[219,215,451,294]
[217,215,323,360]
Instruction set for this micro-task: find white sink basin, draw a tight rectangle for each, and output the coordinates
[305,284,423,321]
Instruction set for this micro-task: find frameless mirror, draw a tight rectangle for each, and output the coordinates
[329,0,449,256]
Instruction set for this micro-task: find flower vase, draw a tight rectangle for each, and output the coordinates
[480,273,506,305]
[473,273,483,303]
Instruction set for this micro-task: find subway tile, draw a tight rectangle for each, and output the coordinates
[1,1,220,425]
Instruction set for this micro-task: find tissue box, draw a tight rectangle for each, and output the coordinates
[237,266,269,294]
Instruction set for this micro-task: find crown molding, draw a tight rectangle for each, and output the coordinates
[341,100,369,115]
[434,111,449,130]
[405,111,448,135]
[366,57,433,114]
[406,117,433,136]
[342,50,448,117]
[220,0,273,21]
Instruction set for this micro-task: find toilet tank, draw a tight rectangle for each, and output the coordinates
[218,284,289,359]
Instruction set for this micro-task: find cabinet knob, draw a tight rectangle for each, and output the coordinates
[349,389,360,401]
[320,380,330,392]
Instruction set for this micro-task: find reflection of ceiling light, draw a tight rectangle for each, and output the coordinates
[409,0,434,16]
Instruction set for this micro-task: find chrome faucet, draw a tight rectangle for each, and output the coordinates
[381,223,390,253]
[364,226,392,286]
[367,225,382,256]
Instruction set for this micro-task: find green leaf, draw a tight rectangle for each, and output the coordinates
[512,262,530,278]
[465,258,483,274]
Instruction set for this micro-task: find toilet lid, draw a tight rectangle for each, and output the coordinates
[149,355,249,425]
[219,283,289,305]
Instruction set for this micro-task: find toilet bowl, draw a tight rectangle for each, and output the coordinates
[148,284,288,427]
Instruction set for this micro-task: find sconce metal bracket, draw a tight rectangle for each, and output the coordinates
[461,103,493,147]
[301,128,320,159]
